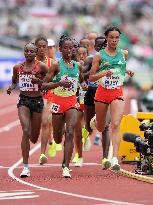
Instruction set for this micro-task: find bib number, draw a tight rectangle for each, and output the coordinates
[50,103,60,113]
[60,76,78,93]
[19,74,38,91]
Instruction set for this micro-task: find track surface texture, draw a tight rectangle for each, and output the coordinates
[0,88,152,205]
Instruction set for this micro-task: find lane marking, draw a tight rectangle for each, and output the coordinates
[0,163,100,169]
[0,195,39,200]
[0,105,16,116]
[0,120,20,133]
[0,191,39,200]
[0,189,38,192]
[8,143,143,205]
[0,191,35,197]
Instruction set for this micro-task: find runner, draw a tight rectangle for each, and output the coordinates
[87,32,99,56]
[89,26,134,171]
[83,36,110,162]
[34,36,57,165]
[73,45,88,167]
[36,35,86,178]
[7,42,48,177]
[80,37,90,51]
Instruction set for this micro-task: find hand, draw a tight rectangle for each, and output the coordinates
[60,80,72,88]
[7,86,12,95]
[104,70,113,77]
[126,70,134,77]
[31,76,43,85]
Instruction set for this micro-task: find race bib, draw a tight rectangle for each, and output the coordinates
[100,69,124,89]
[60,75,78,93]
[19,74,38,91]
[50,103,60,113]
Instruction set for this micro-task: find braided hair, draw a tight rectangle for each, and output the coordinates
[59,35,72,49]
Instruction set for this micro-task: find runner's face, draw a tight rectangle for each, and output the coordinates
[36,40,48,57]
[61,40,73,59]
[24,45,37,61]
[77,48,87,62]
[106,31,120,49]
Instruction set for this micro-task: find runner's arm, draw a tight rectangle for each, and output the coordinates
[7,65,18,95]
[89,53,112,82]
[123,50,134,77]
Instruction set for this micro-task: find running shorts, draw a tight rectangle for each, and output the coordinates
[43,90,53,103]
[84,87,97,106]
[17,94,44,113]
[50,94,78,114]
[94,85,124,104]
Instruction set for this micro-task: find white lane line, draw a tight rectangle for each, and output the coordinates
[0,195,39,200]
[0,192,35,197]
[0,105,16,116]
[1,163,100,169]
[0,120,20,133]
[8,143,143,205]
[0,191,39,200]
[0,189,38,193]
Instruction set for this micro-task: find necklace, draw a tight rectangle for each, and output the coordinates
[62,59,73,65]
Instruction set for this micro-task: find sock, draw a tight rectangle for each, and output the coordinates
[23,163,29,168]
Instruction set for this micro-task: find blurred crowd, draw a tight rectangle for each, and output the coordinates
[0,0,153,87]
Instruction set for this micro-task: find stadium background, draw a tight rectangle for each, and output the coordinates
[0,0,153,89]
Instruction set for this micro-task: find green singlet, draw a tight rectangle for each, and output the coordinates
[53,58,80,97]
[98,48,126,89]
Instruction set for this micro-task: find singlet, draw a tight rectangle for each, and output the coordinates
[17,60,43,92]
[53,58,80,97]
[98,48,126,89]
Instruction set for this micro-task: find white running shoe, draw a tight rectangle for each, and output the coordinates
[75,157,83,167]
[62,167,71,178]
[20,167,30,178]
[83,137,91,151]
[111,157,120,171]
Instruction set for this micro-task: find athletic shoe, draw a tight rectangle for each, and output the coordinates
[62,163,72,172]
[48,143,56,157]
[111,157,120,171]
[83,137,91,151]
[82,127,89,140]
[20,167,30,178]
[101,158,111,169]
[90,115,96,130]
[39,153,48,165]
[75,157,83,167]
[72,152,79,163]
[55,143,62,151]
[94,135,100,145]
[62,167,71,178]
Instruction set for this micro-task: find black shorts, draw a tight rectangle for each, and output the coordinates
[17,94,44,113]
[84,87,97,106]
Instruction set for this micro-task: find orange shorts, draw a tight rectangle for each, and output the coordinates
[94,85,124,104]
[50,94,78,114]
[78,104,84,112]
[43,90,53,103]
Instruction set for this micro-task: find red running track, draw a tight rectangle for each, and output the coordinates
[0,90,153,205]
